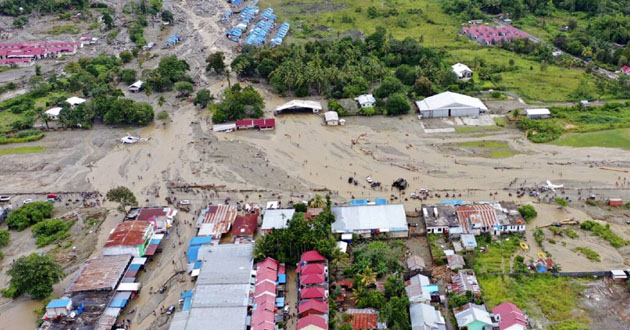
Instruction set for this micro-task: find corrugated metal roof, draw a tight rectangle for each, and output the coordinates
[196,205,238,239]
[261,209,295,230]
[231,213,258,236]
[347,309,378,330]
[331,204,408,233]
[69,255,131,292]
[104,221,152,248]
[456,204,498,233]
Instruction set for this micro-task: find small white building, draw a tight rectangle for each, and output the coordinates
[324,111,340,126]
[65,96,86,108]
[129,80,143,93]
[212,123,237,132]
[525,108,550,119]
[416,91,488,118]
[45,298,72,318]
[354,94,376,108]
[452,63,473,81]
[44,107,63,120]
[274,100,322,115]
[261,208,295,234]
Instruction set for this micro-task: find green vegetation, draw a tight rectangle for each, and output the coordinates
[193,89,214,109]
[534,228,545,247]
[346,240,405,277]
[555,197,568,207]
[32,219,75,247]
[2,253,63,299]
[427,233,445,262]
[206,52,226,74]
[457,140,518,158]
[212,84,264,123]
[0,146,45,156]
[572,246,601,262]
[518,205,537,223]
[254,195,337,264]
[143,56,191,92]
[455,125,503,133]
[6,202,54,231]
[473,235,521,274]
[564,229,579,239]
[552,128,630,150]
[157,111,169,120]
[106,186,137,212]
[0,230,9,247]
[47,24,80,35]
[479,274,587,328]
[580,220,630,247]
[0,0,90,16]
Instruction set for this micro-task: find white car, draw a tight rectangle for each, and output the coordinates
[22,199,33,204]
[366,176,373,183]
[178,200,191,205]
[0,196,10,202]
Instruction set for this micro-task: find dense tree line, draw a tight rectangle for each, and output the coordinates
[142,55,191,92]
[212,84,264,123]
[0,0,89,16]
[231,27,470,101]
[443,0,630,19]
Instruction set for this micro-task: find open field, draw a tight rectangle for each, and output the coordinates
[457,140,518,158]
[552,128,630,150]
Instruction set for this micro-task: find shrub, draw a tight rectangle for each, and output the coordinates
[32,219,74,247]
[564,229,579,239]
[6,202,54,231]
[554,198,568,207]
[0,230,9,247]
[157,111,169,120]
[572,246,600,262]
[580,220,629,247]
[294,203,307,212]
[518,205,537,223]
[358,106,376,116]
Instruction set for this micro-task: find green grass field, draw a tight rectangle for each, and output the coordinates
[458,140,518,158]
[551,128,630,150]
[0,146,46,155]
[0,111,25,133]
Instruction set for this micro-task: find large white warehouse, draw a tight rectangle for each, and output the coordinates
[415,91,488,118]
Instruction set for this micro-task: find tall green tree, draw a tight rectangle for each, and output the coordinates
[2,253,63,299]
[106,186,137,211]
[206,52,226,74]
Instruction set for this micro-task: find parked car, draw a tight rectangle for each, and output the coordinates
[179,200,191,205]
[166,305,176,315]
[0,196,10,202]
[366,176,373,183]
[392,178,408,190]
[22,199,33,204]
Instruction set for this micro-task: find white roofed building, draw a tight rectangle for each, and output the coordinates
[66,96,86,108]
[261,208,295,234]
[355,94,376,108]
[274,100,322,115]
[331,204,408,238]
[409,303,447,330]
[129,80,143,92]
[45,107,63,120]
[525,108,550,119]
[416,92,488,118]
[324,111,340,125]
[452,63,473,81]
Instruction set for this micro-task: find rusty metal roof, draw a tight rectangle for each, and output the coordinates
[197,205,238,239]
[455,204,498,234]
[104,221,152,247]
[69,255,131,292]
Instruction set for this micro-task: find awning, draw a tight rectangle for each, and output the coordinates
[189,236,212,246]
[128,264,141,271]
[125,270,139,278]
[145,244,159,256]
[109,298,128,308]
[187,245,201,263]
[277,274,286,284]
[341,233,353,241]
[117,283,141,291]
[193,261,202,270]
[191,269,200,277]
[152,233,165,240]
[113,291,132,300]
[131,257,147,265]
[275,297,285,308]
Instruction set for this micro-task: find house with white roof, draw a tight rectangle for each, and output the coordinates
[66,96,86,108]
[129,80,144,93]
[324,111,340,126]
[524,108,550,119]
[261,208,295,234]
[452,63,473,81]
[44,107,63,120]
[454,303,494,330]
[409,303,446,330]
[405,274,432,303]
[416,92,488,118]
[274,100,322,115]
[354,94,376,108]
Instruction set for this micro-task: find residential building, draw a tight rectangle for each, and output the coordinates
[524,108,550,119]
[416,92,488,118]
[297,250,329,330]
[261,208,295,234]
[460,25,529,46]
[405,274,431,303]
[493,202,526,234]
[331,204,408,238]
[447,254,465,270]
[493,302,528,330]
[45,298,72,319]
[196,204,238,239]
[297,314,328,330]
[621,65,630,76]
[275,100,322,115]
[66,96,86,108]
[409,303,446,330]
[355,94,376,108]
[452,63,473,81]
[236,118,276,130]
[422,204,461,234]
[44,107,63,120]
[251,257,281,330]
[454,303,494,330]
[298,299,328,316]
[406,255,426,272]
[230,212,258,238]
[168,244,254,330]
[449,270,481,296]
[460,234,477,251]
[345,308,382,330]
[102,221,154,257]
[324,111,340,126]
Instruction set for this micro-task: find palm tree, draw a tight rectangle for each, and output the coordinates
[358,267,377,287]
[309,195,326,208]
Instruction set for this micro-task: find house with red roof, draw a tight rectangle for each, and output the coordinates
[300,286,327,300]
[297,314,328,330]
[301,250,327,263]
[493,302,528,330]
[231,212,259,238]
[300,263,327,276]
[298,299,328,316]
[251,257,280,330]
[621,65,630,76]
[102,221,154,257]
[301,273,326,285]
[345,308,380,330]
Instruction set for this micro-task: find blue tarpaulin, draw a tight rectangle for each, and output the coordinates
[47,298,71,308]
[128,264,141,271]
[189,236,212,246]
[181,290,194,311]
[275,297,285,308]
[150,238,161,245]
[441,199,463,205]
[187,245,201,263]
[193,261,202,269]
[350,199,368,206]
[109,299,128,308]
[374,198,387,205]
[277,273,286,284]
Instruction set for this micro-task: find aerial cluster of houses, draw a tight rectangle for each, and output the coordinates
[461,24,530,46]
[41,206,176,330]
[296,250,330,330]
[0,41,84,67]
